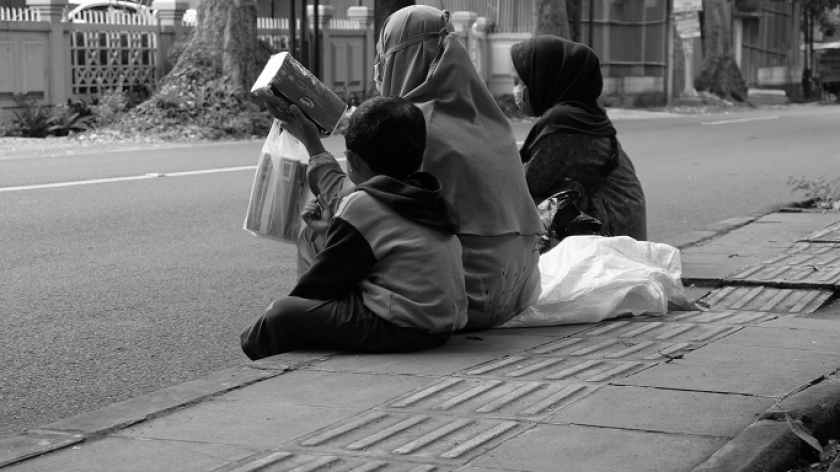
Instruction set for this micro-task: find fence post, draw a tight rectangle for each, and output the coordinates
[152,0,190,77]
[471,16,490,82]
[27,0,68,105]
[307,4,332,80]
[347,6,374,92]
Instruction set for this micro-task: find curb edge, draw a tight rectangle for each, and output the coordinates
[691,373,840,472]
[0,353,335,469]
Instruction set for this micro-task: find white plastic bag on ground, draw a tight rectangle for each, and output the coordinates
[498,235,697,328]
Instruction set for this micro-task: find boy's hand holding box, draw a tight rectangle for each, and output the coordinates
[250,52,347,136]
[244,54,346,243]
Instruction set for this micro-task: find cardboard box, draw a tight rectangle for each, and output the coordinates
[251,52,347,136]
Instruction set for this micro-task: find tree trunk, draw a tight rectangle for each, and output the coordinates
[374,0,415,44]
[117,0,272,140]
[694,0,749,101]
[534,0,572,39]
[170,0,260,93]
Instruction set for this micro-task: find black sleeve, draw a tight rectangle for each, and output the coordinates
[290,217,378,300]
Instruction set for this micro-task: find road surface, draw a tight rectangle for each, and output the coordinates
[1,103,838,439]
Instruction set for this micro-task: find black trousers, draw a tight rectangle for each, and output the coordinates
[240,292,452,360]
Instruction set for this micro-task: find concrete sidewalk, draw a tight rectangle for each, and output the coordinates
[3,207,840,472]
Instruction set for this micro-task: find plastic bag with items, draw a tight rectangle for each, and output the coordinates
[498,235,699,328]
[243,120,313,244]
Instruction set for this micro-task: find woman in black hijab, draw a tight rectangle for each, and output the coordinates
[511,35,647,250]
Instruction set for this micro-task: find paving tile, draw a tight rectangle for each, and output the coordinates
[803,221,840,242]
[461,355,657,383]
[681,263,743,283]
[576,320,742,344]
[660,310,780,325]
[525,336,697,362]
[697,286,832,313]
[683,285,714,303]
[453,467,519,472]
[306,332,557,376]
[702,238,795,250]
[702,216,759,232]
[759,316,840,330]
[219,450,450,472]
[726,264,840,289]
[294,411,528,465]
[616,343,840,397]
[548,385,774,437]
[715,326,840,353]
[682,244,785,257]
[117,400,364,449]
[681,252,767,267]
[221,371,432,409]
[489,323,593,337]
[762,242,840,265]
[41,366,281,436]
[659,230,717,249]
[708,228,802,247]
[2,436,257,472]
[758,213,840,225]
[383,377,599,420]
[469,424,726,472]
[0,432,82,469]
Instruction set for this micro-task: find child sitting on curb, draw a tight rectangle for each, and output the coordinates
[240,97,468,359]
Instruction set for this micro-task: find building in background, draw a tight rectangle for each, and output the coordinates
[0,0,823,117]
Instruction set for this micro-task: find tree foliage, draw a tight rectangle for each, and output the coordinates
[802,0,840,35]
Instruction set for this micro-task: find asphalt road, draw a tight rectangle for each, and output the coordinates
[1,103,838,440]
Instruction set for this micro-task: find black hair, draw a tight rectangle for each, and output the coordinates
[344,96,426,179]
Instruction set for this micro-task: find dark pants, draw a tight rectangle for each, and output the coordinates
[240,292,452,360]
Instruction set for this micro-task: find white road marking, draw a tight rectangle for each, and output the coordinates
[0,165,255,193]
[0,158,348,193]
[701,115,779,126]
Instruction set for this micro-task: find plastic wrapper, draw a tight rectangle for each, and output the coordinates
[244,120,313,244]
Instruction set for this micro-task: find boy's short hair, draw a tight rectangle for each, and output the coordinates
[344,96,426,179]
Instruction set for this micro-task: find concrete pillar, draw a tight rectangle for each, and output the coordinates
[347,5,374,29]
[27,0,67,104]
[306,5,332,79]
[152,0,190,27]
[471,16,490,81]
[451,11,477,49]
[26,0,66,21]
[733,18,743,67]
[348,6,374,90]
[307,4,333,30]
[682,39,697,96]
[788,0,802,85]
[152,0,190,77]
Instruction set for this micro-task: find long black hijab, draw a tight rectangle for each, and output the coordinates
[512,36,616,162]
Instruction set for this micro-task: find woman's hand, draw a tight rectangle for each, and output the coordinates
[268,104,327,156]
[301,194,333,236]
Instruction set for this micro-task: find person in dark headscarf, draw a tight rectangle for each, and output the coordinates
[511,35,647,250]
[301,5,544,330]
